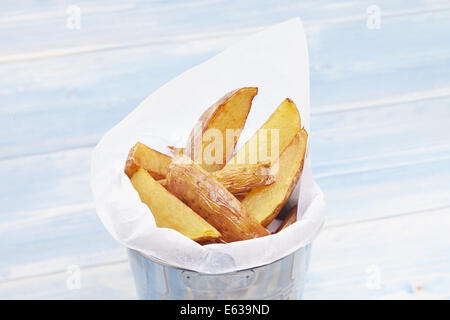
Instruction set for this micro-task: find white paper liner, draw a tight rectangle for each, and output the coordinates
[91,18,326,274]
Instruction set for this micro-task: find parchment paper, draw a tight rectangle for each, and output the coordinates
[91,18,326,274]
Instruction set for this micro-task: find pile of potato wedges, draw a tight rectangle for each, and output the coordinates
[125,87,307,244]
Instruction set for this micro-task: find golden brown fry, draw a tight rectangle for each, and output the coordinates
[276,205,298,233]
[158,163,275,195]
[125,141,273,195]
[242,130,308,226]
[131,168,221,242]
[166,157,270,243]
[213,163,274,195]
[223,98,301,168]
[185,87,258,172]
[125,142,171,180]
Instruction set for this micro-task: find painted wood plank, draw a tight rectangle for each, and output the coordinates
[1,0,449,300]
[1,68,449,283]
[1,8,450,159]
[0,204,126,281]
[312,94,450,177]
[320,157,450,225]
[1,207,449,299]
[304,207,450,299]
[1,93,449,217]
[1,152,449,281]
[0,261,136,300]
[0,147,94,216]
[2,0,449,58]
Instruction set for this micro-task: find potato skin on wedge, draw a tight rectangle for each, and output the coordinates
[186,87,258,172]
[242,129,308,227]
[131,168,221,243]
[125,142,172,180]
[159,162,274,195]
[213,162,275,195]
[166,157,270,243]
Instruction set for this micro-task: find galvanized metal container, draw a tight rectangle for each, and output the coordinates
[127,244,312,300]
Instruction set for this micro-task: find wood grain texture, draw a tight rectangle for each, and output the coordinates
[304,208,450,299]
[1,4,450,159]
[2,95,448,218]
[1,148,449,284]
[0,0,449,299]
[0,261,137,300]
[1,208,449,300]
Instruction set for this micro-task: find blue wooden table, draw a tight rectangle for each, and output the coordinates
[1,0,449,299]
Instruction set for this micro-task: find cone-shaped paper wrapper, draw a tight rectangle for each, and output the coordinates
[91,18,325,274]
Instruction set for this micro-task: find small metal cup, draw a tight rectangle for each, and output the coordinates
[127,244,312,299]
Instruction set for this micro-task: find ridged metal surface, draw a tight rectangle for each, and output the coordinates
[127,244,312,300]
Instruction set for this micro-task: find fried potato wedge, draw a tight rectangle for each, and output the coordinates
[185,87,258,172]
[212,162,274,195]
[125,142,172,180]
[166,157,270,243]
[131,168,221,242]
[224,98,301,167]
[242,130,308,226]
[276,205,298,233]
[159,163,275,195]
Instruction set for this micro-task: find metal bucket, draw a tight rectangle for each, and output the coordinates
[127,244,312,300]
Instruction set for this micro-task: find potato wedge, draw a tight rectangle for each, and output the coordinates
[186,87,258,172]
[127,141,274,193]
[166,157,270,243]
[159,162,274,195]
[158,163,274,195]
[242,130,308,226]
[125,142,172,179]
[276,205,298,233]
[212,162,274,195]
[131,168,221,242]
[224,98,301,167]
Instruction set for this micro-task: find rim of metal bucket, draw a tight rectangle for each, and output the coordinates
[129,242,311,275]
